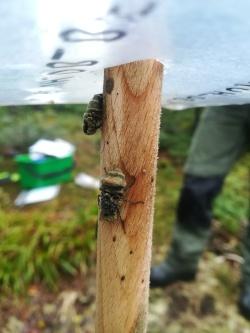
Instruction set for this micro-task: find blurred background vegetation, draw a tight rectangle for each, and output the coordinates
[0,105,249,332]
[0,105,249,292]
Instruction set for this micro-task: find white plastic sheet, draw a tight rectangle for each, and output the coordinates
[1,0,250,109]
[14,185,60,206]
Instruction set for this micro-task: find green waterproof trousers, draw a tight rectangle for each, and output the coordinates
[166,105,250,281]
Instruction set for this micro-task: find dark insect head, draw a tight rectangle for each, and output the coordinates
[83,93,103,135]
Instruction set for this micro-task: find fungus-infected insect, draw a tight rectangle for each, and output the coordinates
[99,169,126,223]
[98,169,144,233]
[83,93,103,135]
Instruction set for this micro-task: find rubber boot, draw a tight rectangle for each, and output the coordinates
[151,174,224,288]
[150,224,210,287]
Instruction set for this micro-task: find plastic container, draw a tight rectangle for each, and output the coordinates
[15,154,74,189]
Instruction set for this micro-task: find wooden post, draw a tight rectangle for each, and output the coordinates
[96,59,163,332]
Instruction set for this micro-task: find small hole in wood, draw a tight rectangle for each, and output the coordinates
[121,275,125,282]
[141,279,144,284]
[113,236,116,242]
[129,250,133,255]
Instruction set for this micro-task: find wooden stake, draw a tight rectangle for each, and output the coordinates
[96,59,163,333]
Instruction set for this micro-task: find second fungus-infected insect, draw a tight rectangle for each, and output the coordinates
[83,93,103,135]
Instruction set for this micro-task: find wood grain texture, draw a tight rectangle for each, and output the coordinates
[96,60,163,333]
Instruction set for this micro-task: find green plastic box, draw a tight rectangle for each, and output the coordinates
[15,154,74,189]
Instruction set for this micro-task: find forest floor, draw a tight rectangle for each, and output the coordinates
[1,245,250,333]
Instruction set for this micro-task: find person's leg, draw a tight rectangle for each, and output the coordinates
[150,174,224,287]
[151,105,249,288]
[167,174,224,273]
[238,111,250,318]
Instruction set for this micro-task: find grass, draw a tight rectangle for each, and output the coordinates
[0,105,100,292]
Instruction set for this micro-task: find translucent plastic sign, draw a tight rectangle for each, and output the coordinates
[1,0,250,109]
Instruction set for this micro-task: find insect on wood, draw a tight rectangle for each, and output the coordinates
[99,169,126,223]
[99,169,144,233]
[83,93,103,135]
